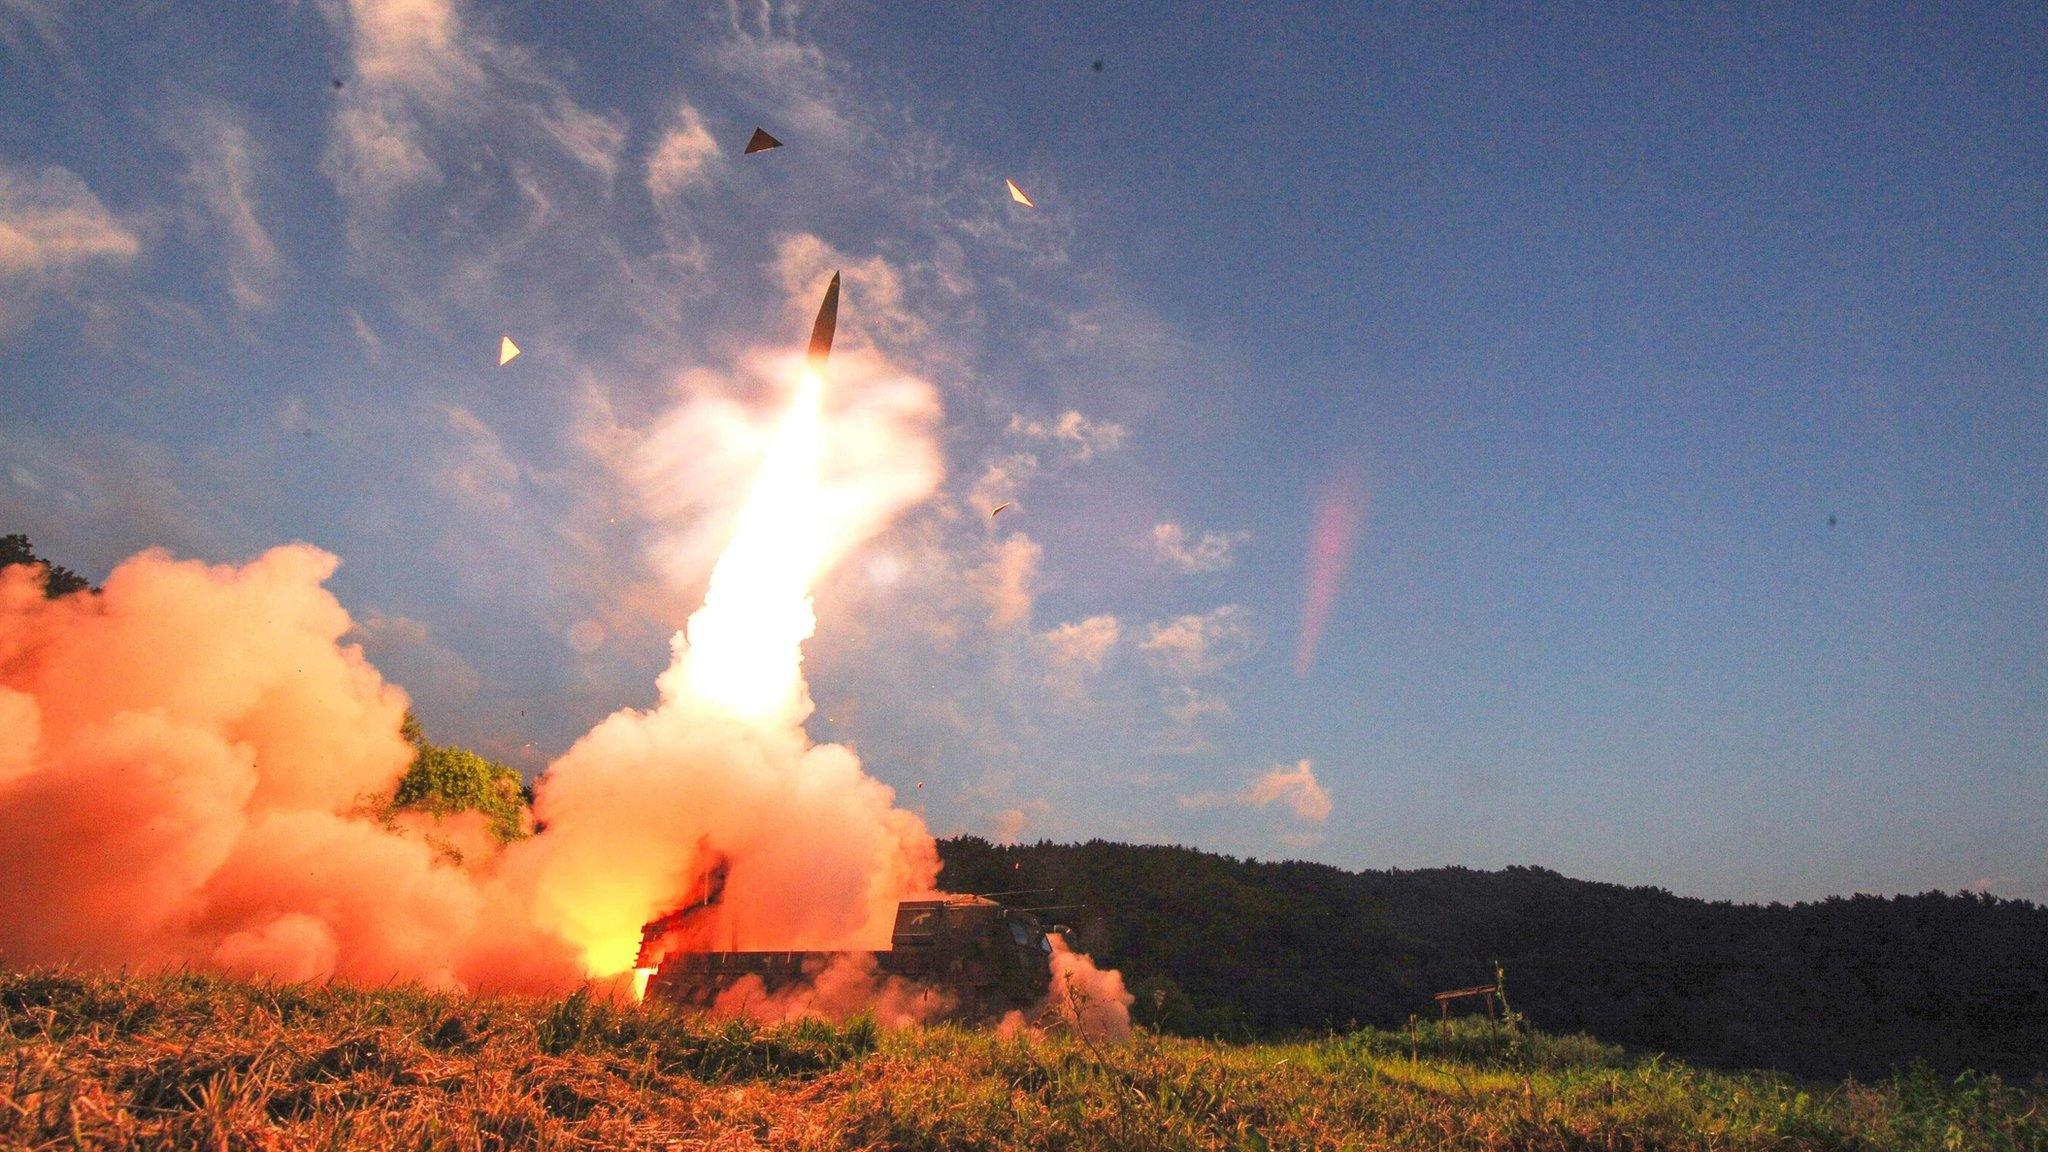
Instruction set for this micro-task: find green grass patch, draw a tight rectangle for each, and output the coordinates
[2,965,2041,1150]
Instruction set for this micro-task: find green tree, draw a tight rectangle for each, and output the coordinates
[0,534,90,596]
[389,711,531,845]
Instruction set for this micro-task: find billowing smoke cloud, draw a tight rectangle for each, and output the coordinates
[0,535,1058,1020]
[1006,936,1133,1041]
[712,952,957,1029]
[0,546,579,990]
[0,298,1130,1037]
[504,692,940,975]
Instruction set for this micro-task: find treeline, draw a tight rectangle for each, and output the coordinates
[938,837,2048,1080]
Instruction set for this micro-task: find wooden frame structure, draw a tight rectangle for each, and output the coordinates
[1432,982,1500,1021]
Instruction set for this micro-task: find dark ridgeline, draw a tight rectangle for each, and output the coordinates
[938,837,2048,1080]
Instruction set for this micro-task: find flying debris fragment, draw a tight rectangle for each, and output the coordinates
[498,336,521,365]
[990,502,1012,518]
[807,272,841,369]
[744,128,783,155]
[1005,179,1035,207]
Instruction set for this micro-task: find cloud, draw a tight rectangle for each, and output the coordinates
[1150,684,1235,756]
[1152,522,1248,574]
[646,102,721,203]
[346,307,382,355]
[348,609,484,713]
[1161,685,1232,727]
[0,427,230,572]
[1180,759,1332,824]
[992,800,1049,846]
[164,101,286,312]
[1009,410,1127,461]
[0,161,139,327]
[969,451,1039,513]
[316,0,628,297]
[1140,604,1258,678]
[973,533,1040,630]
[1033,615,1121,700]
[436,405,519,512]
[1036,615,1120,675]
[1245,759,1333,822]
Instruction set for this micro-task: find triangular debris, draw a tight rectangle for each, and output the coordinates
[744,128,783,155]
[1005,179,1034,207]
[499,336,521,365]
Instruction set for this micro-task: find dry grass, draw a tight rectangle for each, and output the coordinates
[4,966,2041,1150]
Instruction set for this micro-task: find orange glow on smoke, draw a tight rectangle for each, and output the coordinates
[509,351,945,981]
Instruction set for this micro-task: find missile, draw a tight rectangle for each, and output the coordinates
[807,272,840,369]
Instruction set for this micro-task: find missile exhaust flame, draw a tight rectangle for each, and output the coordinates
[672,274,841,725]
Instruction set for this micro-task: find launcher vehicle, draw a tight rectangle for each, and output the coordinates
[636,893,1065,1020]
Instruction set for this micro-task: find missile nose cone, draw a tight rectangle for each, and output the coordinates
[807,272,840,368]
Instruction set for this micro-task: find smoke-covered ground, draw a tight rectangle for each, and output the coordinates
[0,542,1128,1035]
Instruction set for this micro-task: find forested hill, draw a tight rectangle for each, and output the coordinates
[937,837,2048,1080]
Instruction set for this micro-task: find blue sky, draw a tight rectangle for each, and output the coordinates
[1,0,2041,903]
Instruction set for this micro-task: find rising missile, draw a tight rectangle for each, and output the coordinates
[807,272,840,369]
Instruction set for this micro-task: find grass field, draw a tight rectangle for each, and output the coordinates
[3,967,2041,1150]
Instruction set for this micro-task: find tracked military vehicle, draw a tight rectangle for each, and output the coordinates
[636,892,1065,1020]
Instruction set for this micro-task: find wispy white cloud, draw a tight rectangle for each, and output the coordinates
[645,102,721,203]
[1161,685,1232,727]
[969,451,1038,512]
[972,533,1040,631]
[1180,759,1332,824]
[1037,614,1120,674]
[346,307,382,356]
[164,101,285,312]
[0,161,139,329]
[1152,521,1247,574]
[1140,605,1258,678]
[1245,759,1333,822]
[1032,614,1121,702]
[1009,410,1127,461]
[436,405,519,512]
[316,0,627,295]
[349,609,484,707]
[992,799,1049,846]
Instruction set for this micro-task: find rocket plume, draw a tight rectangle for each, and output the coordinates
[504,287,950,980]
[0,279,1130,1036]
[673,369,829,723]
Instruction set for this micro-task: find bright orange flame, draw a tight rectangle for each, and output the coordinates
[676,369,829,724]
